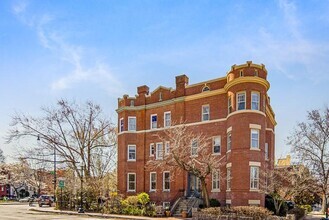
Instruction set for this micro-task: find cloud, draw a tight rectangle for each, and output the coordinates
[12,0,28,15]
[11,1,123,97]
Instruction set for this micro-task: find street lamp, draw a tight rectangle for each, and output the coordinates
[37,135,56,203]
[78,162,84,213]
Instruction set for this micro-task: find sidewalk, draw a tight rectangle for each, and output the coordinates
[29,205,187,220]
[305,211,326,220]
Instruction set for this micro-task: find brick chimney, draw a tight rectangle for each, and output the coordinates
[175,75,189,97]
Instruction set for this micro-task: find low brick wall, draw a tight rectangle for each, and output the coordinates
[192,212,296,220]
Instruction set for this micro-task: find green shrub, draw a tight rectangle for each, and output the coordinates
[209,198,221,207]
[287,207,305,220]
[299,204,312,213]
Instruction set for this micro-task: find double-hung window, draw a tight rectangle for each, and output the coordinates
[119,118,124,132]
[191,140,198,156]
[212,170,220,191]
[150,172,156,192]
[164,141,170,155]
[150,143,155,157]
[202,105,210,121]
[128,145,136,161]
[250,166,259,190]
[227,168,231,191]
[265,143,269,160]
[164,112,171,127]
[228,96,232,114]
[127,173,136,192]
[237,92,246,110]
[251,92,260,110]
[128,117,136,131]
[163,171,170,191]
[156,143,163,160]
[213,136,221,154]
[227,132,232,152]
[251,129,259,149]
[151,114,157,129]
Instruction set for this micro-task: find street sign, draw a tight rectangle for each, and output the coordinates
[58,180,65,189]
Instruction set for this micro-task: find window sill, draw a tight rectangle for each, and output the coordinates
[212,153,221,156]
[226,190,231,192]
[149,190,156,193]
[249,189,260,192]
[163,190,170,192]
[250,148,260,151]
[211,189,220,193]
[127,190,136,193]
[127,160,136,162]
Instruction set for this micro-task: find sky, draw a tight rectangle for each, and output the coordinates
[1,0,329,162]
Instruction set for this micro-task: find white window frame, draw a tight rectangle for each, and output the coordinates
[251,129,259,149]
[156,142,163,160]
[127,145,136,161]
[128,116,136,131]
[227,168,231,191]
[227,132,232,152]
[150,143,155,157]
[212,170,220,192]
[127,173,136,192]
[250,166,259,190]
[213,136,221,154]
[237,92,246,110]
[150,172,156,192]
[164,141,170,155]
[191,140,198,156]
[251,91,260,110]
[119,118,124,133]
[163,171,170,191]
[202,105,210,121]
[164,111,171,127]
[265,143,269,160]
[151,114,157,129]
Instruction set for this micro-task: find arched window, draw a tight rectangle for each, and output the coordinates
[202,86,210,92]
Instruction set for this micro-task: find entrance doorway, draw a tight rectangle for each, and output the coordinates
[187,173,201,198]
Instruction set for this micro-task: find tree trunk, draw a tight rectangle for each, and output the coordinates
[200,178,210,208]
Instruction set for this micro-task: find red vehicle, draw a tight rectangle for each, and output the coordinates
[38,195,54,207]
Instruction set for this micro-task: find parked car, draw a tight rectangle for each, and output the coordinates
[19,197,31,202]
[38,195,54,207]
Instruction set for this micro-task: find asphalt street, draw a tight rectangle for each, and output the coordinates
[0,204,109,220]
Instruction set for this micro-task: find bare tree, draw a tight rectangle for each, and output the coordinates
[287,107,329,213]
[0,148,5,163]
[146,124,224,208]
[266,165,317,215]
[6,99,117,180]
[0,160,32,198]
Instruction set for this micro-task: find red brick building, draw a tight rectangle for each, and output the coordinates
[116,61,276,207]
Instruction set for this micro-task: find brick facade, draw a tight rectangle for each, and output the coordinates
[117,61,276,207]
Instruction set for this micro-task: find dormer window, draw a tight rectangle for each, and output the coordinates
[159,92,162,101]
[240,70,244,77]
[202,86,210,92]
[254,70,258,77]
[130,100,134,106]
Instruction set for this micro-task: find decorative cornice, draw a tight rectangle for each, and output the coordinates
[116,97,185,113]
[224,76,270,91]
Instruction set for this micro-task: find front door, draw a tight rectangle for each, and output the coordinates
[187,173,201,198]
